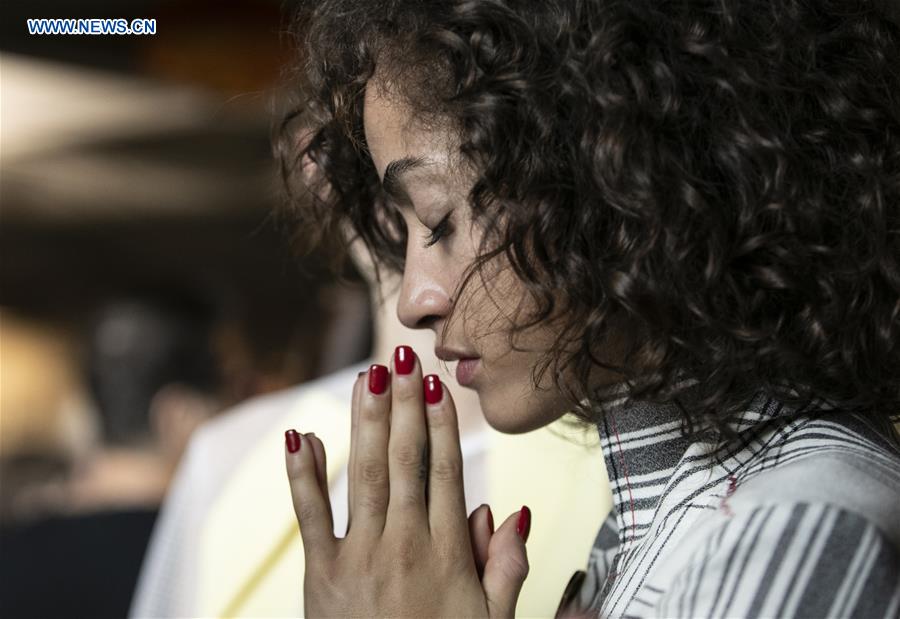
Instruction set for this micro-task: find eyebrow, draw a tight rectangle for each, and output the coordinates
[381,155,427,206]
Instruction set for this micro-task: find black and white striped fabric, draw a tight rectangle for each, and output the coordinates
[574,389,900,618]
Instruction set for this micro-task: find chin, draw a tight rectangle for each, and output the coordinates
[477,388,564,435]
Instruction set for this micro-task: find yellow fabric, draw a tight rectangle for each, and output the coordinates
[487,425,610,618]
[201,389,350,617]
[200,389,611,618]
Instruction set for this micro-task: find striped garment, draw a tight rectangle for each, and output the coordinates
[569,389,900,618]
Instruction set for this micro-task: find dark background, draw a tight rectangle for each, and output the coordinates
[0,0,368,525]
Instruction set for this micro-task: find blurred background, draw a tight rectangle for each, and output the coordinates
[0,1,370,616]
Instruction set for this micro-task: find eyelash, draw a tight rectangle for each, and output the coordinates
[423,213,453,248]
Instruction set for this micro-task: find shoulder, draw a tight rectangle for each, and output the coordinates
[653,501,900,618]
[755,408,900,471]
[733,411,900,547]
[768,409,900,462]
[647,412,900,617]
[189,362,366,462]
[171,362,364,508]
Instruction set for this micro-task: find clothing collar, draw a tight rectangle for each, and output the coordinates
[593,382,795,547]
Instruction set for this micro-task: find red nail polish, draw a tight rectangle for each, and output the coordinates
[285,429,301,453]
[516,505,531,542]
[369,364,388,394]
[394,345,414,375]
[423,374,442,404]
[486,505,495,534]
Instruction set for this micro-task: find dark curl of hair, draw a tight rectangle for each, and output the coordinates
[278,0,900,437]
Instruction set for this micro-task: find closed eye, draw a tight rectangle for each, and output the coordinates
[423,212,453,248]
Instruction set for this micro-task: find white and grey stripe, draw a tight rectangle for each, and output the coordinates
[573,391,900,618]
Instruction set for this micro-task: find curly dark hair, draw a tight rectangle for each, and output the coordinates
[277,0,900,436]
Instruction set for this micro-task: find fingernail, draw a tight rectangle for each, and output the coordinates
[556,570,586,617]
[285,429,301,453]
[516,505,531,542]
[424,374,443,404]
[368,364,388,394]
[486,505,494,534]
[394,345,414,375]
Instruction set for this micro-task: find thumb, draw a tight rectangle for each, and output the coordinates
[482,506,531,618]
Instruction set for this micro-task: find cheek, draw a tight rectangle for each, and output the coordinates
[477,369,569,433]
[454,260,524,322]
[458,266,546,353]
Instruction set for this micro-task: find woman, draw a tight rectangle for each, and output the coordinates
[278,0,900,616]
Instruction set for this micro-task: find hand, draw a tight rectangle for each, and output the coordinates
[285,346,531,618]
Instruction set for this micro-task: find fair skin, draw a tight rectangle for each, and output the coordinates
[350,235,486,439]
[367,78,574,434]
[284,79,582,616]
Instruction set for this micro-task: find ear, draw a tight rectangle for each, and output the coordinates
[149,384,217,465]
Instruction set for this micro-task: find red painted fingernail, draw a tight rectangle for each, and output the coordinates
[285,429,301,453]
[424,374,443,404]
[486,505,495,534]
[516,505,531,542]
[368,364,388,394]
[394,345,414,375]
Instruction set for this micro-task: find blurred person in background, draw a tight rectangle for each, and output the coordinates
[75,295,222,509]
[1,294,223,619]
[0,4,347,616]
[0,311,94,524]
[130,242,610,618]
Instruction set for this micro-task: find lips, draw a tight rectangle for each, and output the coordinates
[434,345,478,363]
[455,357,480,387]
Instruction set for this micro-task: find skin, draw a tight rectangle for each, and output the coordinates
[363,78,573,435]
[284,79,592,616]
[287,354,528,617]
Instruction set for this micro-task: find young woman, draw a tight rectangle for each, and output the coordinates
[278,0,900,616]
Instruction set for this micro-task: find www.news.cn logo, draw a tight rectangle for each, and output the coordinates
[27,18,157,36]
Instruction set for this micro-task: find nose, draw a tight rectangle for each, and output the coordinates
[396,254,453,331]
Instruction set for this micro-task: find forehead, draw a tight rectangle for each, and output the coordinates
[362,79,457,183]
